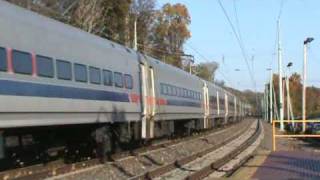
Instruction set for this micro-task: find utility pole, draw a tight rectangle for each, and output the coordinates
[302,37,314,132]
[285,76,294,124]
[265,84,269,122]
[277,20,284,131]
[267,68,273,124]
[285,76,291,120]
[286,62,293,125]
[133,18,138,51]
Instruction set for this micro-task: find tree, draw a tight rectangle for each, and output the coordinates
[194,62,219,81]
[129,0,156,52]
[100,0,132,45]
[71,0,105,33]
[151,3,191,67]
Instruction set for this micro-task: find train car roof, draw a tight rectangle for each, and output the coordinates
[0,0,138,57]
[1,0,233,96]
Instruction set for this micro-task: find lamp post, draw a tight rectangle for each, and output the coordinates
[277,20,284,131]
[302,37,314,132]
[286,62,294,126]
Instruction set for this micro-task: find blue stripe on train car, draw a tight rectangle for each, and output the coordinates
[166,99,201,108]
[0,79,202,108]
[0,79,130,102]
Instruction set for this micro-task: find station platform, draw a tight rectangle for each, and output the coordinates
[253,150,320,179]
[231,121,320,180]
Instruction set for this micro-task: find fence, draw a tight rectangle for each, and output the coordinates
[272,120,320,151]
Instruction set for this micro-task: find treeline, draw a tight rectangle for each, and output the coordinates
[6,0,225,82]
[271,73,320,118]
[225,87,263,115]
[7,0,192,68]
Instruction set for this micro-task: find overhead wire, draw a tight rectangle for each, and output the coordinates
[217,0,255,88]
[185,42,235,87]
[232,0,247,60]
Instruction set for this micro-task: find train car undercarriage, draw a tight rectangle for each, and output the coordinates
[0,116,240,171]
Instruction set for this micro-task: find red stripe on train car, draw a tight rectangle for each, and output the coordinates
[156,98,167,105]
[31,52,37,77]
[129,93,140,103]
[6,48,13,74]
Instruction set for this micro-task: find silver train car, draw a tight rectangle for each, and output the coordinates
[0,1,251,168]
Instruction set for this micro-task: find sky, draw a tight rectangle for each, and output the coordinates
[157,0,320,92]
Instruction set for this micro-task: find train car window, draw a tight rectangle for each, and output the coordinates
[165,85,170,95]
[0,47,7,71]
[89,67,101,84]
[57,60,72,80]
[177,88,181,97]
[5,136,19,148]
[12,50,32,75]
[21,135,34,146]
[74,63,87,82]
[36,55,54,78]
[160,83,164,94]
[173,86,177,96]
[103,69,113,86]
[187,90,191,98]
[170,86,174,96]
[124,74,133,89]
[114,72,123,88]
[183,88,187,98]
[167,85,171,95]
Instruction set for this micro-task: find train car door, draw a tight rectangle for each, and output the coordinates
[0,131,4,160]
[140,62,155,139]
[234,97,237,118]
[203,82,209,129]
[217,91,220,116]
[225,92,228,124]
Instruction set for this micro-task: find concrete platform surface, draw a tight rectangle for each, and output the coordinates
[231,121,320,180]
[253,150,320,180]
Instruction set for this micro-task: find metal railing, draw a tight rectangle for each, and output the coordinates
[272,120,320,151]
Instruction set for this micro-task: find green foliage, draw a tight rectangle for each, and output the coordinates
[194,62,218,81]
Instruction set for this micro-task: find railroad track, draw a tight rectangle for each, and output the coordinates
[186,120,262,179]
[0,120,248,180]
[130,120,261,180]
[42,119,253,180]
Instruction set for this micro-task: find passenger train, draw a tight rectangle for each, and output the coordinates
[0,1,251,169]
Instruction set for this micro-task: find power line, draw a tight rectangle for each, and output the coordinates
[277,0,286,20]
[185,42,235,87]
[232,0,247,60]
[217,0,255,87]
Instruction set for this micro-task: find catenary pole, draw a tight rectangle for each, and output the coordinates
[302,37,314,132]
[277,20,284,131]
[269,70,273,124]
